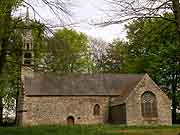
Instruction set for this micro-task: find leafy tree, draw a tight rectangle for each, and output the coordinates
[45,28,90,73]
[0,29,22,125]
[123,14,180,123]
[0,0,73,126]
[32,22,47,71]
[0,16,46,125]
[103,14,180,123]
[0,0,23,123]
[0,0,73,77]
[95,39,127,73]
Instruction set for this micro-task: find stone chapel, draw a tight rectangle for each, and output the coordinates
[16,10,172,126]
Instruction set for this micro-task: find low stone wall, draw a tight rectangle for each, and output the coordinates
[21,96,109,125]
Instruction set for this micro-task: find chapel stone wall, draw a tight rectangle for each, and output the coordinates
[126,74,172,125]
[20,96,109,125]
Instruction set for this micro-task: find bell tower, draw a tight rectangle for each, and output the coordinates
[22,8,34,66]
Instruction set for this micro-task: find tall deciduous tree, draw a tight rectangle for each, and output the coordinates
[0,28,23,125]
[0,0,73,125]
[0,1,23,125]
[45,28,90,73]
[95,39,127,73]
[123,14,180,123]
[93,17,180,122]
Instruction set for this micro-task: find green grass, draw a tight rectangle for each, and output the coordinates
[0,125,179,135]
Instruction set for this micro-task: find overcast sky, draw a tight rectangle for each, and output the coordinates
[71,0,127,42]
[18,0,127,42]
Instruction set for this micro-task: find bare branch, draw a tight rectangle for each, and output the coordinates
[18,0,77,37]
[95,0,174,26]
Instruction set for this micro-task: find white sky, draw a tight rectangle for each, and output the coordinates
[17,0,127,42]
[71,0,127,42]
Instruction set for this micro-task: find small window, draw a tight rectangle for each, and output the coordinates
[93,104,100,116]
[24,60,31,65]
[24,53,32,58]
[27,43,30,50]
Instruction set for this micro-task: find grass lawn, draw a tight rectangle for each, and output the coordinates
[0,125,179,135]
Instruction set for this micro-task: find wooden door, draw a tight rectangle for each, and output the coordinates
[67,116,75,125]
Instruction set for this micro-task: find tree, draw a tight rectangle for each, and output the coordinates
[0,0,73,75]
[0,0,73,76]
[45,28,90,73]
[0,0,22,123]
[95,39,127,73]
[0,28,22,125]
[123,14,180,123]
[0,0,73,125]
[98,0,180,39]
[88,37,109,72]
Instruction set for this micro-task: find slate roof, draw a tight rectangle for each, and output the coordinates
[23,73,144,97]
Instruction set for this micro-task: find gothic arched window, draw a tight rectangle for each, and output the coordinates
[141,91,157,118]
[93,104,100,116]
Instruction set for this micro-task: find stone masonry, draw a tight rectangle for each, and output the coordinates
[20,96,109,125]
[18,67,172,126]
[126,74,172,125]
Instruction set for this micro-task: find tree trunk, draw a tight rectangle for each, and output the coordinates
[0,97,3,126]
[15,50,22,125]
[172,0,180,124]
[172,0,180,39]
[70,63,74,73]
[171,71,178,124]
[0,38,8,126]
[15,91,19,125]
[0,39,8,73]
[172,82,177,124]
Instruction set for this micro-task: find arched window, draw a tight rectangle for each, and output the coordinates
[27,43,30,50]
[93,104,100,116]
[141,91,157,118]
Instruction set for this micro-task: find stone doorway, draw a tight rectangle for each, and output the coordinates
[67,116,75,125]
